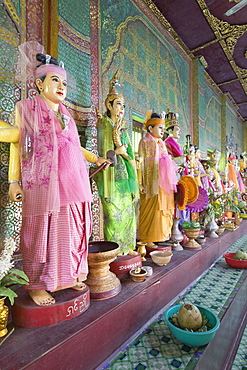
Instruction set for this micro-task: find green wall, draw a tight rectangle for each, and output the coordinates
[100,1,190,146]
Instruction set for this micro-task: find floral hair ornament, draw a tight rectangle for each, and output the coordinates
[16,41,73,92]
[35,52,66,79]
[15,41,46,84]
[45,54,51,64]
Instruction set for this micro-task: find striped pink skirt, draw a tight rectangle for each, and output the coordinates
[20,202,92,291]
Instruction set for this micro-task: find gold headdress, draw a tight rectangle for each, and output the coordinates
[165,109,180,132]
[105,70,124,108]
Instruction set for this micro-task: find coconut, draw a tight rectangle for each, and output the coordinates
[234,249,247,260]
[177,303,202,330]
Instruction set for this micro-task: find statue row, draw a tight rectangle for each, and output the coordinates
[0,43,245,306]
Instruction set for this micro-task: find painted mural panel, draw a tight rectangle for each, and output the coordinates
[0,1,21,246]
[199,78,221,153]
[58,37,91,109]
[100,0,190,147]
[226,103,244,157]
[59,0,90,38]
[58,0,91,109]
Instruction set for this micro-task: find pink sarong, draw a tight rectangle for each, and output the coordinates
[17,96,93,290]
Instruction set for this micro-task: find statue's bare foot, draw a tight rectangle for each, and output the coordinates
[146,242,156,247]
[71,282,87,291]
[29,290,55,306]
[128,250,138,255]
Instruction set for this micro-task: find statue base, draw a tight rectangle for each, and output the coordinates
[11,286,90,328]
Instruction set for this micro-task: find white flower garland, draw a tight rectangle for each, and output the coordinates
[0,238,17,281]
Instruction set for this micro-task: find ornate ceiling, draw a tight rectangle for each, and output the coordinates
[147,0,247,121]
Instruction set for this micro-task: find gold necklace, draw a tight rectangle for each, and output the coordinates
[40,93,65,130]
[53,109,65,130]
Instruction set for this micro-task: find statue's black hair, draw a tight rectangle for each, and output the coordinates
[36,53,59,67]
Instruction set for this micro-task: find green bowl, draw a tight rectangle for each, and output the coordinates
[164,304,220,346]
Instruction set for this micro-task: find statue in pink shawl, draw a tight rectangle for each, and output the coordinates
[164,109,186,170]
[1,42,110,306]
[227,154,245,193]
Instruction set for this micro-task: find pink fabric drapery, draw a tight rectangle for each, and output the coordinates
[17,96,93,290]
[139,133,177,198]
[165,136,184,157]
[17,95,92,217]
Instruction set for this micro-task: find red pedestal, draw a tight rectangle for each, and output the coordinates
[1,222,246,370]
[110,254,142,279]
[11,286,90,328]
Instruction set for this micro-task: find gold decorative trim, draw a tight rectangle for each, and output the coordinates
[3,0,20,28]
[59,19,91,54]
[102,12,191,73]
[43,0,58,57]
[142,0,246,120]
[142,0,194,58]
[199,56,208,68]
[0,27,19,46]
[238,101,247,106]
[64,100,91,113]
[59,18,90,43]
[20,0,26,43]
[196,0,247,117]
[102,15,142,72]
[191,59,199,145]
[220,94,226,166]
[218,78,239,86]
[207,13,247,56]
[225,92,238,109]
[204,71,223,96]
[191,39,218,53]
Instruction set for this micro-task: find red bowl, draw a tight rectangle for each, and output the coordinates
[223,252,247,269]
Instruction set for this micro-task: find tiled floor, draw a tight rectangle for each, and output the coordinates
[102,235,247,370]
[232,323,247,370]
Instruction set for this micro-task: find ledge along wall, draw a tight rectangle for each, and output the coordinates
[0,222,246,370]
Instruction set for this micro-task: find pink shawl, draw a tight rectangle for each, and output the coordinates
[165,136,184,157]
[139,133,177,198]
[17,95,92,217]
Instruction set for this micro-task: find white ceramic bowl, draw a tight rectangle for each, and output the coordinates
[150,251,173,266]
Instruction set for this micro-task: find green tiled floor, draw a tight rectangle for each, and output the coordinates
[102,235,247,370]
[232,323,247,370]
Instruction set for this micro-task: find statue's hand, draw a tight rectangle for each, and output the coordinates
[95,157,111,169]
[8,183,23,202]
[115,144,127,156]
[139,184,146,194]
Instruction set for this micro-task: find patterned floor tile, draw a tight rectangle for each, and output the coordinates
[232,323,247,370]
[102,235,247,370]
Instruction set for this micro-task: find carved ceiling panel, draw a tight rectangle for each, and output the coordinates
[148,0,247,120]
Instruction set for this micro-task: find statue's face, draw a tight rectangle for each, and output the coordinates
[149,124,165,139]
[107,97,125,121]
[190,146,195,156]
[37,72,67,104]
[195,149,201,159]
[171,125,180,139]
